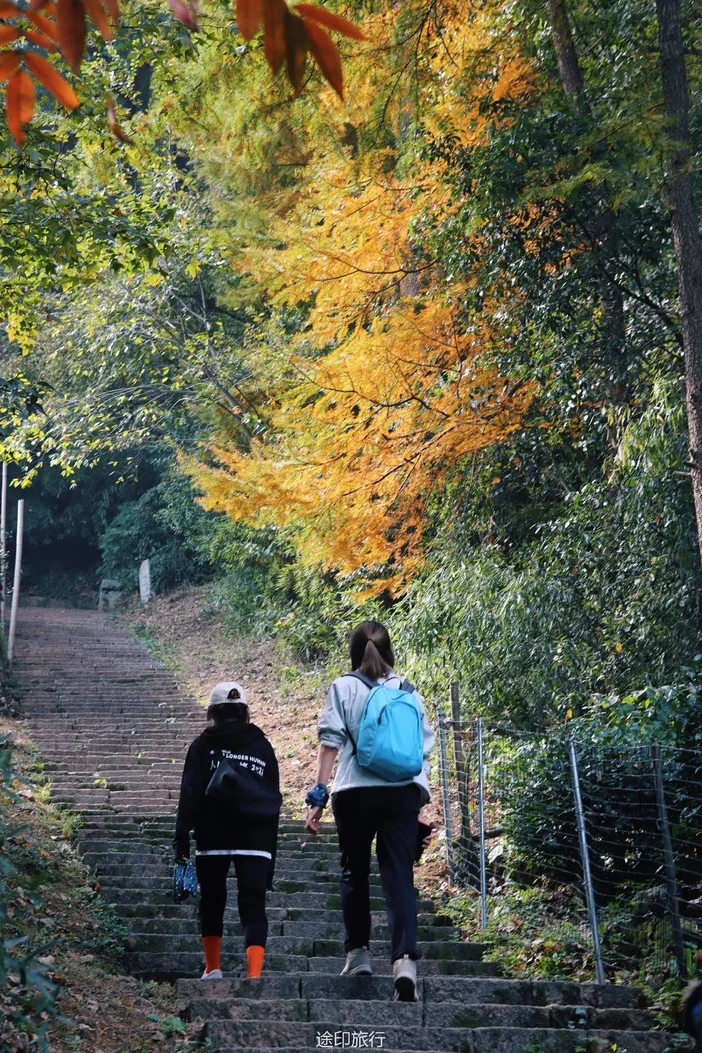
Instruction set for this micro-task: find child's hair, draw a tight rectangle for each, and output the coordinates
[207,701,249,724]
[349,621,395,681]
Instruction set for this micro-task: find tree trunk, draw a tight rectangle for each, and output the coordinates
[655,0,702,564]
[545,0,584,101]
[544,0,627,426]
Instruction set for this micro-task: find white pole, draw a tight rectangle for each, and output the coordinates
[0,461,6,626]
[8,498,24,666]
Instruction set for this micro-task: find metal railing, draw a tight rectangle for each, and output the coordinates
[436,687,702,983]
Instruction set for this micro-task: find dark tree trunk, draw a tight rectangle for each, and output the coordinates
[655,0,702,565]
[545,0,585,101]
[544,0,627,426]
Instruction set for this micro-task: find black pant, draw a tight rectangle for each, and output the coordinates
[332,784,421,962]
[196,854,269,947]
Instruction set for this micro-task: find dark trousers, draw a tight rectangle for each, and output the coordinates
[332,784,421,962]
[196,854,269,947]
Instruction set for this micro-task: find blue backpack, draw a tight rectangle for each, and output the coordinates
[345,671,424,782]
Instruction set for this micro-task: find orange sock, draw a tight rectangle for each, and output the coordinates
[246,944,265,978]
[202,936,222,974]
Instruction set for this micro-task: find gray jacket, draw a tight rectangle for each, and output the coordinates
[317,671,435,805]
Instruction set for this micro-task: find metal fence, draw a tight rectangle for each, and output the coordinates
[436,688,702,983]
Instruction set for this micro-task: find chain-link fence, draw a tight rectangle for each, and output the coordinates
[436,688,702,983]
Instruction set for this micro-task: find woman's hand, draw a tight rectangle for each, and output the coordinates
[305,805,323,834]
[418,810,434,852]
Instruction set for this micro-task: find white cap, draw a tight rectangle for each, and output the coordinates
[208,681,248,707]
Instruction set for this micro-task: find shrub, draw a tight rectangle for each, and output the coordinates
[98,472,215,593]
[0,741,58,1051]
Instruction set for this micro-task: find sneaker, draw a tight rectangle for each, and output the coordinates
[392,955,417,1001]
[200,968,223,980]
[340,947,372,976]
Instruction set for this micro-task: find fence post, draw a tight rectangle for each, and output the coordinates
[651,745,688,979]
[476,717,488,929]
[451,682,478,884]
[568,738,606,983]
[0,461,6,627]
[7,498,24,666]
[438,707,456,884]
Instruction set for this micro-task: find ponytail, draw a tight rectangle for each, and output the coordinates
[360,639,392,681]
[349,620,395,681]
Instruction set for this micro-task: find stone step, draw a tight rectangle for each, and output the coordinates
[83,859,372,876]
[125,953,501,980]
[54,793,180,806]
[100,879,393,901]
[78,819,336,836]
[175,974,645,1009]
[123,932,471,955]
[77,843,342,860]
[187,998,655,1031]
[102,885,421,908]
[125,912,445,933]
[88,863,387,882]
[114,894,437,916]
[47,766,185,776]
[205,1035,674,1053]
[78,828,339,845]
[200,1019,673,1052]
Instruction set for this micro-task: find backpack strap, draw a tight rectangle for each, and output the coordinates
[340,672,376,754]
[343,670,377,690]
[343,671,415,692]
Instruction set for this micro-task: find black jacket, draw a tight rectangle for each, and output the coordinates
[173,720,280,880]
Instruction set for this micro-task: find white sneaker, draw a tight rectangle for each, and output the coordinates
[200,968,223,980]
[340,948,372,976]
[392,955,417,1001]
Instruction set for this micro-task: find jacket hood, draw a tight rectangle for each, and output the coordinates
[202,720,267,747]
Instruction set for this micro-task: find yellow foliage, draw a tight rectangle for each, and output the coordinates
[183,0,541,594]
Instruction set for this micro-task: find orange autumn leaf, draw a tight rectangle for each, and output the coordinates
[6,68,34,143]
[23,50,78,107]
[82,0,115,39]
[0,50,20,83]
[302,16,342,96]
[262,0,286,72]
[236,0,261,41]
[25,27,57,49]
[106,92,133,143]
[293,3,364,40]
[27,10,59,40]
[57,0,85,70]
[0,2,18,15]
[0,25,19,42]
[284,8,306,94]
[100,0,118,23]
[167,0,198,29]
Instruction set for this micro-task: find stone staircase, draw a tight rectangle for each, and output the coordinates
[12,606,685,1053]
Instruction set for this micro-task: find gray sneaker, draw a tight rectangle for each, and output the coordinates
[392,955,417,1001]
[340,947,372,976]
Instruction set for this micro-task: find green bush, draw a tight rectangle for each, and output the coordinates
[203,523,380,661]
[0,742,58,1051]
[98,471,215,593]
[390,405,699,726]
[266,563,363,663]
